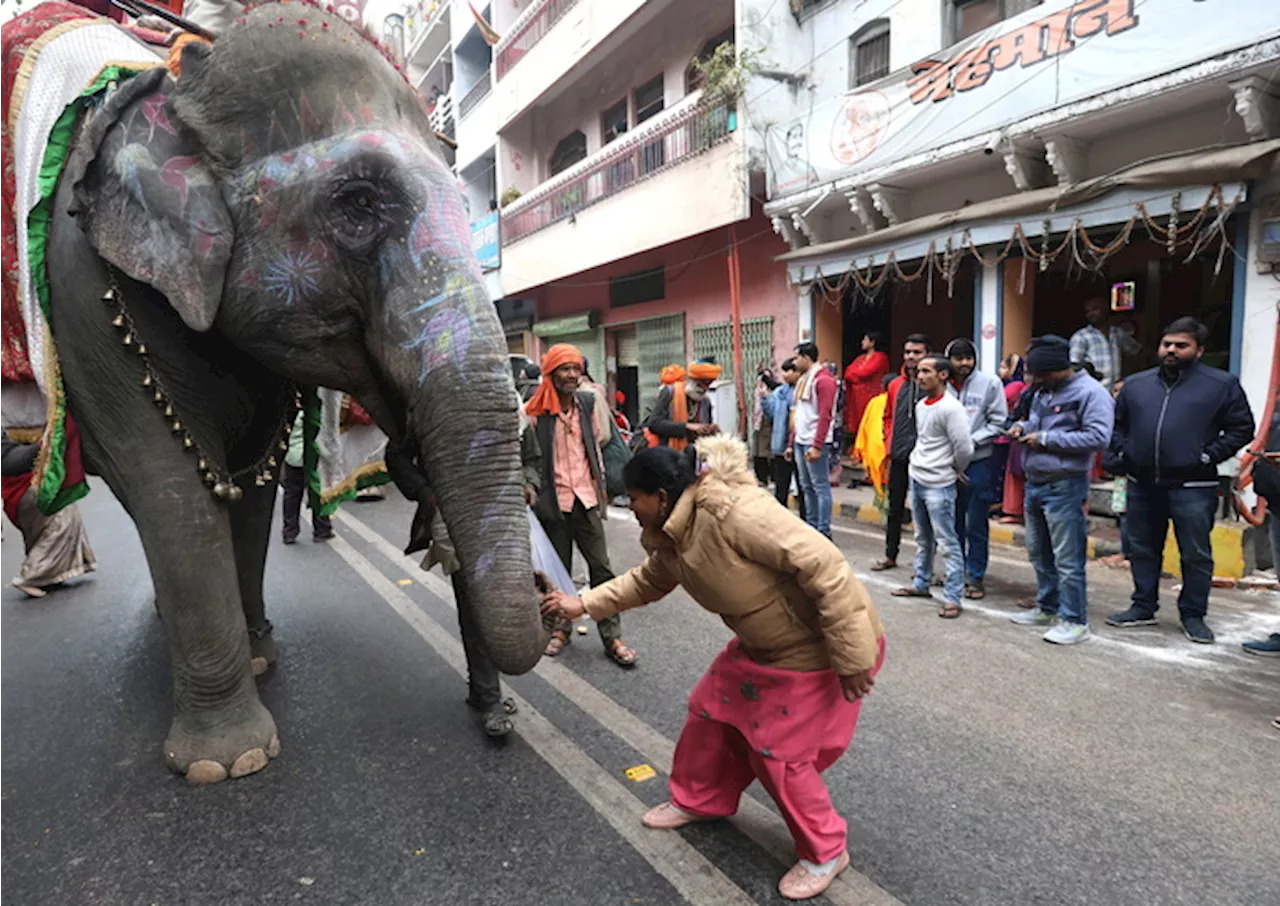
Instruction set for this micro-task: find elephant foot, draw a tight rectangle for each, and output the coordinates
[249,621,277,678]
[164,698,280,785]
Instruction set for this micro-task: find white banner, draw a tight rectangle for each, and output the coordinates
[767,0,1280,197]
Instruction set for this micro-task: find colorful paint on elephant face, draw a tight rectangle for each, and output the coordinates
[404,308,471,374]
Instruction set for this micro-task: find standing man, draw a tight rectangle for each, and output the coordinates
[945,338,1008,600]
[644,359,722,451]
[891,354,973,618]
[766,358,806,521]
[872,334,930,571]
[1104,317,1254,643]
[280,411,333,544]
[792,343,838,537]
[1069,296,1139,392]
[1007,336,1114,645]
[526,344,639,667]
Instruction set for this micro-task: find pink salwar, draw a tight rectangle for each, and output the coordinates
[668,636,886,864]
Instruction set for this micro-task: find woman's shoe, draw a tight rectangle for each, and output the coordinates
[641,802,706,829]
[778,851,850,900]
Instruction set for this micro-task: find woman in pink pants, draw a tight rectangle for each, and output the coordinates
[542,436,886,901]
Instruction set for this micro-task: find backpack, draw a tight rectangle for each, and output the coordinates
[601,418,632,498]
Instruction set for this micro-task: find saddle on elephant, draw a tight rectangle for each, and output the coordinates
[1,2,387,517]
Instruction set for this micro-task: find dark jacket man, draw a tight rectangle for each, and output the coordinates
[531,389,606,526]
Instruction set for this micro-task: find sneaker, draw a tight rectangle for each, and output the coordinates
[1242,633,1280,657]
[282,533,298,546]
[1011,608,1054,626]
[1181,616,1215,644]
[1044,620,1091,645]
[1105,606,1157,628]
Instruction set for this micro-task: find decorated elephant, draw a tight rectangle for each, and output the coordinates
[8,2,544,782]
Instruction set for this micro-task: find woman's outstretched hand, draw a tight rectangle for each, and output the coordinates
[540,590,586,621]
[839,671,875,702]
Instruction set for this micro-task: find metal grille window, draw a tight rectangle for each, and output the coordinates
[636,314,686,416]
[849,21,890,88]
[690,316,774,384]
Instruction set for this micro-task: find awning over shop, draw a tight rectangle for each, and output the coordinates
[778,140,1280,284]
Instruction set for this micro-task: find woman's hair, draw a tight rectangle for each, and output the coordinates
[623,445,697,501]
[864,330,886,350]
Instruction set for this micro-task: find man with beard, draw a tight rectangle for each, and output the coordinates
[945,338,1008,600]
[643,359,722,451]
[1104,318,1254,644]
[872,334,930,572]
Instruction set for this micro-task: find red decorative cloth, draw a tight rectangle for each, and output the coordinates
[2,1,96,385]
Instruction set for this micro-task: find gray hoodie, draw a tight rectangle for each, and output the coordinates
[946,370,1007,462]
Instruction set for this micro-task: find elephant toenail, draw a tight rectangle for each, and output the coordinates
[229,748,269,778]
[266,733,281,758]
[186,760,229,785]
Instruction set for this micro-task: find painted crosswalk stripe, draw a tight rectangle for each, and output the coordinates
[334,509,906,906]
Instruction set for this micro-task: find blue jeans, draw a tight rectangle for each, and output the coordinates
[955,455,996,584]
[1127,482,1217,619]
[1024,474,1091,625]
[795,443,833,537]
[910,481,964,605]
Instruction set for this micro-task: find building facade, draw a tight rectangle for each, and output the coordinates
[764,0,1280,426]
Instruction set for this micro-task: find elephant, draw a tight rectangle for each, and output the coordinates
[42,4,545,783]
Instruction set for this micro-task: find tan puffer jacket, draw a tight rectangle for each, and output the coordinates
[582,436,885,675]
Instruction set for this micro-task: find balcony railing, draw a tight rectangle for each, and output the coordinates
[501,101,736,246]
[495,0,580,80]
[458,71,492,119]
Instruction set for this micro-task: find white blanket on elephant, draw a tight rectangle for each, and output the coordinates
[12,20,161,409]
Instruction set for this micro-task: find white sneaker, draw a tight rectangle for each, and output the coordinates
[1011,608,1054,626]
[1043,620,1091,645]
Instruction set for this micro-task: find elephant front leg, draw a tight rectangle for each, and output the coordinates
[142,504,280,785]
[230,478,281,677]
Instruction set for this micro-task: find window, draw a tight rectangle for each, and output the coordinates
[685,27,734,94]
[548,130,587,177]
[601,98,628,145]
[609,267,665,308]
[634,75,665,125]
[951,0,1041,43]
[849,20,890,88]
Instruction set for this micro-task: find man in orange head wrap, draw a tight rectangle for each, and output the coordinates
[642,359,722,452]
[526,345,638,668]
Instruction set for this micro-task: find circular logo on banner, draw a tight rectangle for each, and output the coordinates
[981,323,997,341]
[329,0,367,24]
[830,91,892,166]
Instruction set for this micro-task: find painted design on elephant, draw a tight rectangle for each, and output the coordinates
[405,308,471,375]
[262,248,324,306]
[467,429,503,464]
[139,93,176,141]
[159,156,214,216]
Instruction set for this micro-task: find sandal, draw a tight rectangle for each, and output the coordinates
[480,704,515,738]
[544,629,570,657]
[891,587,932,598]
[938,602,963,619]
[964,583,986,600]
[607,639,638,668]
[1014,598,1039,609]
[870,558,897,571]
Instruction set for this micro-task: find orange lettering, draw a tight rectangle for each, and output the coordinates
[987,21,1049,72]
[1071,0,1139,40]
[1041,8,1077,58]
[953,44,996,92]
[908,59,955,104]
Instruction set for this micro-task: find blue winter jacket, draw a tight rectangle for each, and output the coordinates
[1104,361,1254,486]
[766,384,795,456]
[1015,370,1114,483]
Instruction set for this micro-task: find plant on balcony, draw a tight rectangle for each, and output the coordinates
[499,186,523,208]
[691,42,756,147]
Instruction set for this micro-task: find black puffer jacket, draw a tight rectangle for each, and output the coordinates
[1104,362,1254,486]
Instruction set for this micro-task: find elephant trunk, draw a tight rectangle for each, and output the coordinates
[404,337,547,676]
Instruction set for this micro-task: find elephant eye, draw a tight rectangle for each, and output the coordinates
[331,179,387,249]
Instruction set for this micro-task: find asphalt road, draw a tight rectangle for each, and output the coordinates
[3,480,1278,906]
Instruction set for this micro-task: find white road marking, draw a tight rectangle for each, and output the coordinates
[334,510,907,906]
[328,533,758,906]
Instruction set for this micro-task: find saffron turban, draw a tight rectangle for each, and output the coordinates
[659,365,686,385]
[525,344,584,417]
[687,360,723,381]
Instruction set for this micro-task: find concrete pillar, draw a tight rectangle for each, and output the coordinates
[978,263,1001,373]
[796,285,814,343]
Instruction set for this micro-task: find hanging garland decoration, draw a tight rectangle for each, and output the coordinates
[799,184,1243,302]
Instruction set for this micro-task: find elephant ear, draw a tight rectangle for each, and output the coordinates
[67,67,232,332]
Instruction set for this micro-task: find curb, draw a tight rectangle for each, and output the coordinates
[791,496,1248,577]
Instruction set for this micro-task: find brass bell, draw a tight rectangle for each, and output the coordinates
[226,485,244,502]
[203,471,218,486]
[122,332,133,346]
[171,419,183,433]
[153,389,164,403]
[212,481,231,499]
[137,343,148,355]
[111,313,126,328]
[266,455,277,468]
[254,474,267,487]
[141,374,153,388]
[182,435,194,449]
[102,287,118,303]
[163,404,174,417]
[197,458,209,471]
